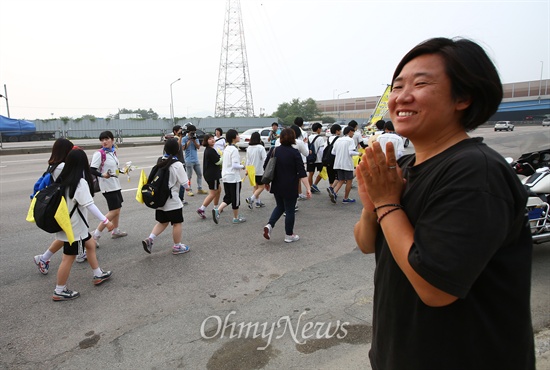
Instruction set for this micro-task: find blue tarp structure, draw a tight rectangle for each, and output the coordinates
[0,115,36,136]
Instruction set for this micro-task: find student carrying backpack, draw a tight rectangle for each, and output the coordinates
[31,180,88,234]
[306,135,321,165]
[141,138,191,255]
[141,157,180,209]
[322,136,339,168]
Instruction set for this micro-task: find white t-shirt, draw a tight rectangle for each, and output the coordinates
[308,133,325,163]
[221,145,243,183]
[159,161,188,211]
[213,136,226,153]
[275,138,308,160]
[352,131,362,149]
[52,162,64,181]
[56,178,94,242]
[246,144,267,176]
[332,136,358,171]
[90,150,121,193]
[377,132,405,158]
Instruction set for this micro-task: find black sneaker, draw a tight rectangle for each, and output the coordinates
[52,288,80,301]
[93,270,112,286]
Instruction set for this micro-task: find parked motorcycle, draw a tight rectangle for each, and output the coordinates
[509,149,550,244]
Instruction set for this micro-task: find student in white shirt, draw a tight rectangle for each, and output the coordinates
[142,139,191,255]
[306,123,325,193]
[215,129,247,224]
[245,132,267,209]
[52,149,115,301]
[377,121,405,159]
[330,126,359,203]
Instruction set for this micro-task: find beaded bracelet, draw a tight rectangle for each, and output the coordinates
[373,203,403,213]
[377,207,403,224]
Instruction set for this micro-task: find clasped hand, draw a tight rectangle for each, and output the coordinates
[356,141,404,211]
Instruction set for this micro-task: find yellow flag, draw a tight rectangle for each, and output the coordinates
[319,167,328,180]
[246,165,256,186]
[136,169,147,204]
[55,196,75,244]
[26,197,37,223]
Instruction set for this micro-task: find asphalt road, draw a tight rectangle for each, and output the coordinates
[1,126,549,369]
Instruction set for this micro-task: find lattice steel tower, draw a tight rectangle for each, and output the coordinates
[215,0,254,117]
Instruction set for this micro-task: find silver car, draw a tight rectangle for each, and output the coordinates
[494,121,515,131]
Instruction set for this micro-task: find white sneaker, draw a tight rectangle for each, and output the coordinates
[75,251,87,263]
[284,234,300,243]
[263,224,272,240]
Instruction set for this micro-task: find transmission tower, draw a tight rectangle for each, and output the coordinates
[215,0,254,117]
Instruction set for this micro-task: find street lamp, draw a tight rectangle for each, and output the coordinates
[333,89,337,114]
[337,91,349,120]
[539,61,544,97]
[0,84,10,118]
[170,78,181,123]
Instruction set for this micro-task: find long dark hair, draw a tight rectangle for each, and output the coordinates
[249,132,261,146]
[157,138,180,170]
[48,138,74,166]
[58,149,94,199]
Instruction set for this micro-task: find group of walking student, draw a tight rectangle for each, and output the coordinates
[31,119,366,301]
[32,131,127,301]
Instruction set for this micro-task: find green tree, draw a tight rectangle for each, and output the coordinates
[272,98,321,126]
[80,114,97,122]
[116,108,159,119]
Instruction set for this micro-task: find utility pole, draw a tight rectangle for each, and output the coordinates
[214,0,254,117]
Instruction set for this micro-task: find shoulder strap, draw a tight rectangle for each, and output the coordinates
[98,149,107,172]
[68,202,89,229]
[47,163,59,174]
[215,137,225,142]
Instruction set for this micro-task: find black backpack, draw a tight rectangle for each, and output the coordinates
[141,158,178,209]
[321,136,339,167]
[33,181,86,233]
[306,135,321,165]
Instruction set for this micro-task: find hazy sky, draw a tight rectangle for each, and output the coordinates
[0,0,548,120]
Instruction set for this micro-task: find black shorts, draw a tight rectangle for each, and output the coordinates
[254,175,264,186]
[306,163,323,172]
[63,234,91,255]
[336,169,354,181]
[102,190,124,211]
[155,208,184,225]
[206,178,221,191]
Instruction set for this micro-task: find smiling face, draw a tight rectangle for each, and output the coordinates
[388,53,470,144]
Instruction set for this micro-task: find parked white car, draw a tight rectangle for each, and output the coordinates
[236,127,272,150]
